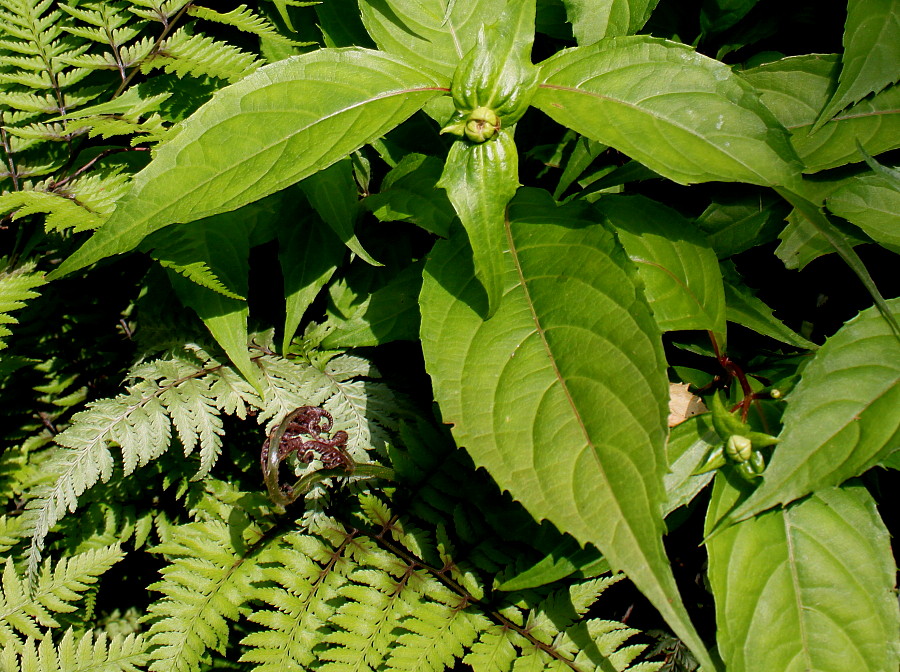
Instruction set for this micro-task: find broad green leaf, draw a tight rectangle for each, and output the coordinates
[723,298,900,525]
[535,37,801,187]
[742,55,900,172]
[50,48,447,279]
[721,261,817,350]
[316,0,375,48]
[321,261,423,348]
[279,213,344,354]
[827,173,900,254]
[596,195,727,342]
[706,476,900,672]
[700,0,760,34]
[358,0,506,78]
[437,131,520,317]
[363,153,454,237]
[814,0,900,129]
[300,158,381,266]
[696,192,790,258]
[420,188,713,669]
[561,0,661,44]
[663,414,718,514]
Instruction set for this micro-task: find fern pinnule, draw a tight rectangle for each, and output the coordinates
[0,627,148,672]
[142,27,260,82]
[0,544,123,650]
[0,260,46,351]
[187,4,313,48]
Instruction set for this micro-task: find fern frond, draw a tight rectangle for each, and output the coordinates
[1,628,147,672]
[142,27,259,82]
[128,0,191,24]
[0,260,46,351]
[144,501,268,672]
[187,4,312,47]
[0,515,26,555]
[0,545,123,650]
[0,189,104,232]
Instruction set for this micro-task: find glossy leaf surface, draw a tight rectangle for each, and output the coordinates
[815,0,900,129]
[707,476,900,672]
[725,298,900,524]
[437,131,520,317]
[535,37,800,187]
[596,194,727,342]
[420,188,712,669]
[358,0,505,78]
[52,49,446,278]
[561,0,660,44]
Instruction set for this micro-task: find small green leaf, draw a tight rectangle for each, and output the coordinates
[437,130,520,317]
[535,36,801,187]
[706,476,900,672]
[700,0,761,34]
[421,188,713,669]
[50,48,446,279]
[721,261,817,349]
[775,206,870,270]
[724,298,900,525]
[359,0,506,78]
[827,173,900,254]
[814,0,900,130]
[742,55,900,172]
[363,153,454,237]
[663,414,718,514]
[596,194,727,343]
[562,0,661,44]
[300,158,381,266]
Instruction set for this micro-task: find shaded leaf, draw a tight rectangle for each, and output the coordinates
[700,0,760,34]
[723,298,900,525]
[706,476,900,672]
[279,212,345,354]
[363,153,454,236]
[51,49,446,278]
[814,0,900,129]
[695,192,790,258]
[827,173,900,254]
[596,194,727,342]
[300,158,381,266]
[561,0,661,44]
[535,36,801,187]
[663,413,718,514]
[420,188,713,669]
[721,261,817,349]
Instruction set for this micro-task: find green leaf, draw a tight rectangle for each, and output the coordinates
[741,55,900,172]
[300,158,380,266]
[706,476,900,672]
[723,298,900,525]
[695,192,790,258]
[152,209,259,390]
[561,0,661,44]
[700,0,760,34]
[437,130,520,317]
[279,212,344,354]
[535,36,801,187]
[359,0,506,78]
[420,188,713,669]
[663,414,718,514]
[363,153,454,237]
[814,0,900,130]
[720,261,817,349]
[596,194,727,342]
[827,173,900,254]
[775,206,869,270]
[50,48,447,279]
[321,261,423,348]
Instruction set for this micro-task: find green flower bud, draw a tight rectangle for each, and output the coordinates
[726,435,753,463]
[464,107,500,143]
